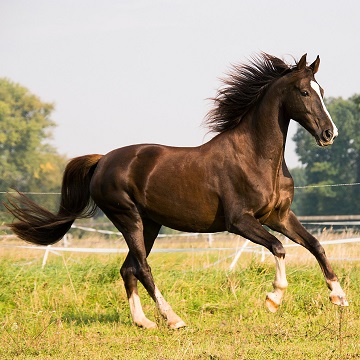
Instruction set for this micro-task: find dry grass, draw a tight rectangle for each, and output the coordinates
[1,230,360,359]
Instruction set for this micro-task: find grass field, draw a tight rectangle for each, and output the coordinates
[1,232,360,359]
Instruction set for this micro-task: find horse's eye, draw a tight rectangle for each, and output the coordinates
[300,90,309,97]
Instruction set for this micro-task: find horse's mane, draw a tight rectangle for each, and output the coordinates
[205,53,294,133]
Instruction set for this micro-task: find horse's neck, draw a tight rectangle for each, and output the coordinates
[221,94,289,169]
[252,98,289,159]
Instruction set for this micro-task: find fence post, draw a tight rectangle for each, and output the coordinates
[261,246,266,262]
[229,239,250,271]
[63,234,69,247]
[42,245,51,269]
[207,233,213,247]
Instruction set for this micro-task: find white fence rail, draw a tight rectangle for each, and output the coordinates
[1,224,360,269]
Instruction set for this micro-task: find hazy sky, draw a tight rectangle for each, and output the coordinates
[1,0,359,168]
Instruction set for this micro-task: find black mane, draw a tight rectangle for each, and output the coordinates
[206,53,293,133]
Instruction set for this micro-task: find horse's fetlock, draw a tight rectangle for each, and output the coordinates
[272,243,285,258]
[273,279,288,290]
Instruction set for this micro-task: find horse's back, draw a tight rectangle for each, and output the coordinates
[89,143,224,232]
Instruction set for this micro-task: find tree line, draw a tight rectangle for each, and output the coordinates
[0,78,359,223]
[0,78,66,221]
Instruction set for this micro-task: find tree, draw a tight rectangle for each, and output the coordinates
[292,95,360,215]
[289,166,306,215]
[0,78,67,220]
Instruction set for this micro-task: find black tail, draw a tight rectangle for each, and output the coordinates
[4,154,103,245]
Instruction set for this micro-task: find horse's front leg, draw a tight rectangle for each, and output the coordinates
[229,214,288,312]
[266,210,348,307]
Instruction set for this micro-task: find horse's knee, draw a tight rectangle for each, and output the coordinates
[271,242,286,258]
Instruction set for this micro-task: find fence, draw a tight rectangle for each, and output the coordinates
[1,222,360,270]
[1,183,359,269]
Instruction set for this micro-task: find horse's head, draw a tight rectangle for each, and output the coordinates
[283,54,338,146]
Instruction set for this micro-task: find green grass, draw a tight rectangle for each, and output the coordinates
[1,242,360,359]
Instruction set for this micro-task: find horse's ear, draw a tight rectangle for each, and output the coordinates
[310,55,320,74]
[297,54,307,70]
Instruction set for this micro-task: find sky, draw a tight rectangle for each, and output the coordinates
[1,0,359,168]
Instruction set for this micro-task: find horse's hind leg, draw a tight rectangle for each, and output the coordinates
[117,216,186,329]
[121,253,157,329]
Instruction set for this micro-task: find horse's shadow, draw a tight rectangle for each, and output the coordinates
[60,311,126,325]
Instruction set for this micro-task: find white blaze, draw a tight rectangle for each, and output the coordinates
[310,80,338,137]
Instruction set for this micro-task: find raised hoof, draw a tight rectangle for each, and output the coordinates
[330,294,349,307]
[265,293,280,313]
[168,320,186,330]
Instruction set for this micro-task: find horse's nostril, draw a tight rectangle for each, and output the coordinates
[323,129,333,142]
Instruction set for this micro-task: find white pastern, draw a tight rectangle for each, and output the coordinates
[129,291,157,329]
[273,256,288,290]
[328,280,349,306]
[310,80,338,137]
[155,286,186,329]
[154,286,172,314]
[265,256,288,312]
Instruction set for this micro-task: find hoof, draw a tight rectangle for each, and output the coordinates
[265,293,280,313]
[135,318,157,329]
[169,320,186,330]
[330,293,349,307]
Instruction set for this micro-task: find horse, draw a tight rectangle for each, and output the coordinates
[5,53,348,329]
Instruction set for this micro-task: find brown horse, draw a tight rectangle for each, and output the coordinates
[5,53,348,329]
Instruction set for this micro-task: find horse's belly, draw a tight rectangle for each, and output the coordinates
[149,211,225,233]
[143,192,225,233]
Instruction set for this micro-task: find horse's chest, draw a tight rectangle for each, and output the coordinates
[243,175,283,216]
[255,177,293,222]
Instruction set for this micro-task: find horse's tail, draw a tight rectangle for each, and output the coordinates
[4,154,103,245]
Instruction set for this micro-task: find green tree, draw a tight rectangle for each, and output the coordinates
[290,166,306,215]
[0,78,67,220]
[292,95,360,215]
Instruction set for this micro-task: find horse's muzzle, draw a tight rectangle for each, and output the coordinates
[317,129,337,147]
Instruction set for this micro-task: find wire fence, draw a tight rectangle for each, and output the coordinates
[0,181,360,195]
[1,230,360,269]
[294,182,360,189]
